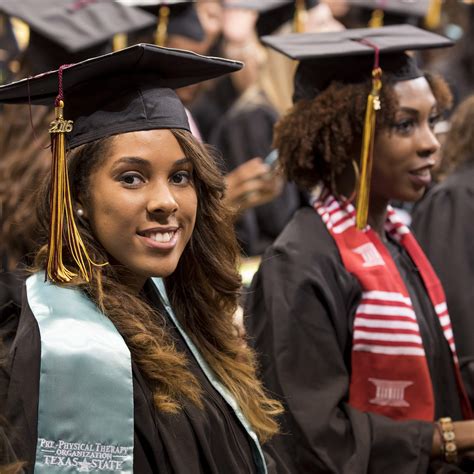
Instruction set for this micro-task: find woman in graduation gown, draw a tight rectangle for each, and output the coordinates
[245,26,474,473]
[0,44,284,473]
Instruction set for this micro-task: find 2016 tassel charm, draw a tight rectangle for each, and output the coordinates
[47,66,105,283]
[355,66,382,230]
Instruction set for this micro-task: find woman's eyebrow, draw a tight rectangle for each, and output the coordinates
[172,157,192,167]
[398,107,419,116]
[111,156,151,170]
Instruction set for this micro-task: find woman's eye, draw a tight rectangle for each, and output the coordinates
[393,119,414,134]
[428,114,441,130]
[119,173,144,187]
[170,171,191,185]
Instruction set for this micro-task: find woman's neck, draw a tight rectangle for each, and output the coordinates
[334,166,389,240]
[367,197,389,241]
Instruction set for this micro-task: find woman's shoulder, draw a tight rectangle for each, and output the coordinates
[271,206,341,262]
[260,206,360,296]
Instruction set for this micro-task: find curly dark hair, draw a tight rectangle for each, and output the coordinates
[33,129,282,441]
[274,73,452,192]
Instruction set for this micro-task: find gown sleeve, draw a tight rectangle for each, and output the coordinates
[245,208,434,474]
[411,169,474,408]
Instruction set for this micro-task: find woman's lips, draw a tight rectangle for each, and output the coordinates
[408,168,432,187]
[137,228,180,250]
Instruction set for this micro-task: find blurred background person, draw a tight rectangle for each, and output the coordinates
[211,0,344,261]
[427,1,474,107]
[411,94,474,410]
[0,13,19,86]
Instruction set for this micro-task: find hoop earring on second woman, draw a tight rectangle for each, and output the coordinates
[330,159,360,204]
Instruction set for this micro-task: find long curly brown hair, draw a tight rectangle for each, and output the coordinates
[32,129,282,441]
[274,73,452,192]
[441,94,474,174]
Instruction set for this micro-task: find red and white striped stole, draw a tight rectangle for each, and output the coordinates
[313,189,472,421]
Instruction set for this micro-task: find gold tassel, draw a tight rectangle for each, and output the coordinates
[47,100,99,283]
[112,33,128,52]
[155,5,170,46]
[293,0,308,33]
[355,67,382,230]
[424,0,442,29]
[368,9,384,28]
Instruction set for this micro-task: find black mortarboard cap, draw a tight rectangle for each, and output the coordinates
[227,0,318,35]
[0,43,243,148]
[350,0,430,18]
[117,0,205,42]
[261,24,453,101]
[0,0,156,74]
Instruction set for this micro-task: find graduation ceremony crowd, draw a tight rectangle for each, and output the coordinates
[1,0,474,473]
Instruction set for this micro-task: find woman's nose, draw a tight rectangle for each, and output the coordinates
[417,124,440,158]
[146,185,178,216]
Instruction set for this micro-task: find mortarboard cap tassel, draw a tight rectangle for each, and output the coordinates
[368,9,384,28]
[293,0,308,33]
[156,4,170,46]
[355,40,382,229]
[47,65,105,283]
[424,0,442,30]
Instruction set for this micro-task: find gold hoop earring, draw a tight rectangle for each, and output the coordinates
[330,160,360,204]
[347,159,360,204]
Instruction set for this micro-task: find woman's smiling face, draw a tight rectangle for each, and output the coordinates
[82,129,197,289]
[371,76,441,205]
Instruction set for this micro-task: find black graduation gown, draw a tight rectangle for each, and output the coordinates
[245,206,468,474]
[0,282,265,474]
[210,97,300,257]
[0,269,24,356]
[190,75,239,143]
[411,163,474,410]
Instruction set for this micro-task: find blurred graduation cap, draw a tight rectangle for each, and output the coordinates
[0,43,242,283]
[0,14,19,83]
[0,0,156,75]
[348,0,440,29]
[226,0,319,35]
[116,0,205,45]
[262,24,452,228]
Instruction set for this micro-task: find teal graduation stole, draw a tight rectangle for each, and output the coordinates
[27,272,134,473]
[28,272,267,473]
[152,278,268,474]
